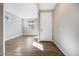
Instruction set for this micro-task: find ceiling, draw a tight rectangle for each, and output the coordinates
[5,3,56,19]
[39,3,56,10]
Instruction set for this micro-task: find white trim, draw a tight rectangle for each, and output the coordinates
[5,34,22,41]
[53,39,69,56]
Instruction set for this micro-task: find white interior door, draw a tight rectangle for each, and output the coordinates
[40,12,53,41]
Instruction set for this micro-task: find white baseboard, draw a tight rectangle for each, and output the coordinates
[5,34,22,41]
[53,40,69,56]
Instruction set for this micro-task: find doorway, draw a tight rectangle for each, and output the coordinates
[40,11,53,41]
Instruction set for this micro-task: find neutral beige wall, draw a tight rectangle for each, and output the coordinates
[0,3,3,56]
[53,3,79,56]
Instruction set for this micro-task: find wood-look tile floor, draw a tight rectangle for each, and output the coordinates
[5,36,64,56]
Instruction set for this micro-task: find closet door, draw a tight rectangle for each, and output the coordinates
[40,12,53,41]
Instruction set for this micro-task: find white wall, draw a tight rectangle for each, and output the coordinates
[5,11,22,41]
[53,3,79,56]
[5,3,38,19]
[5,3,39,40]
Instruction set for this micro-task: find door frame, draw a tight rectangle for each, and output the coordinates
[39,10,53,42]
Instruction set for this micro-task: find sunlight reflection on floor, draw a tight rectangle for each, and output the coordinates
[15,47,22,55]
[32,41,44,51]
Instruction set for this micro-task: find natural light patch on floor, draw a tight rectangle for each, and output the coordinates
[15,47,21,52]
[14,47,22,55]
[32,41,44,51]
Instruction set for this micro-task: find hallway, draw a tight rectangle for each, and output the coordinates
[5,36,64,56]
[5,3,79,56]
